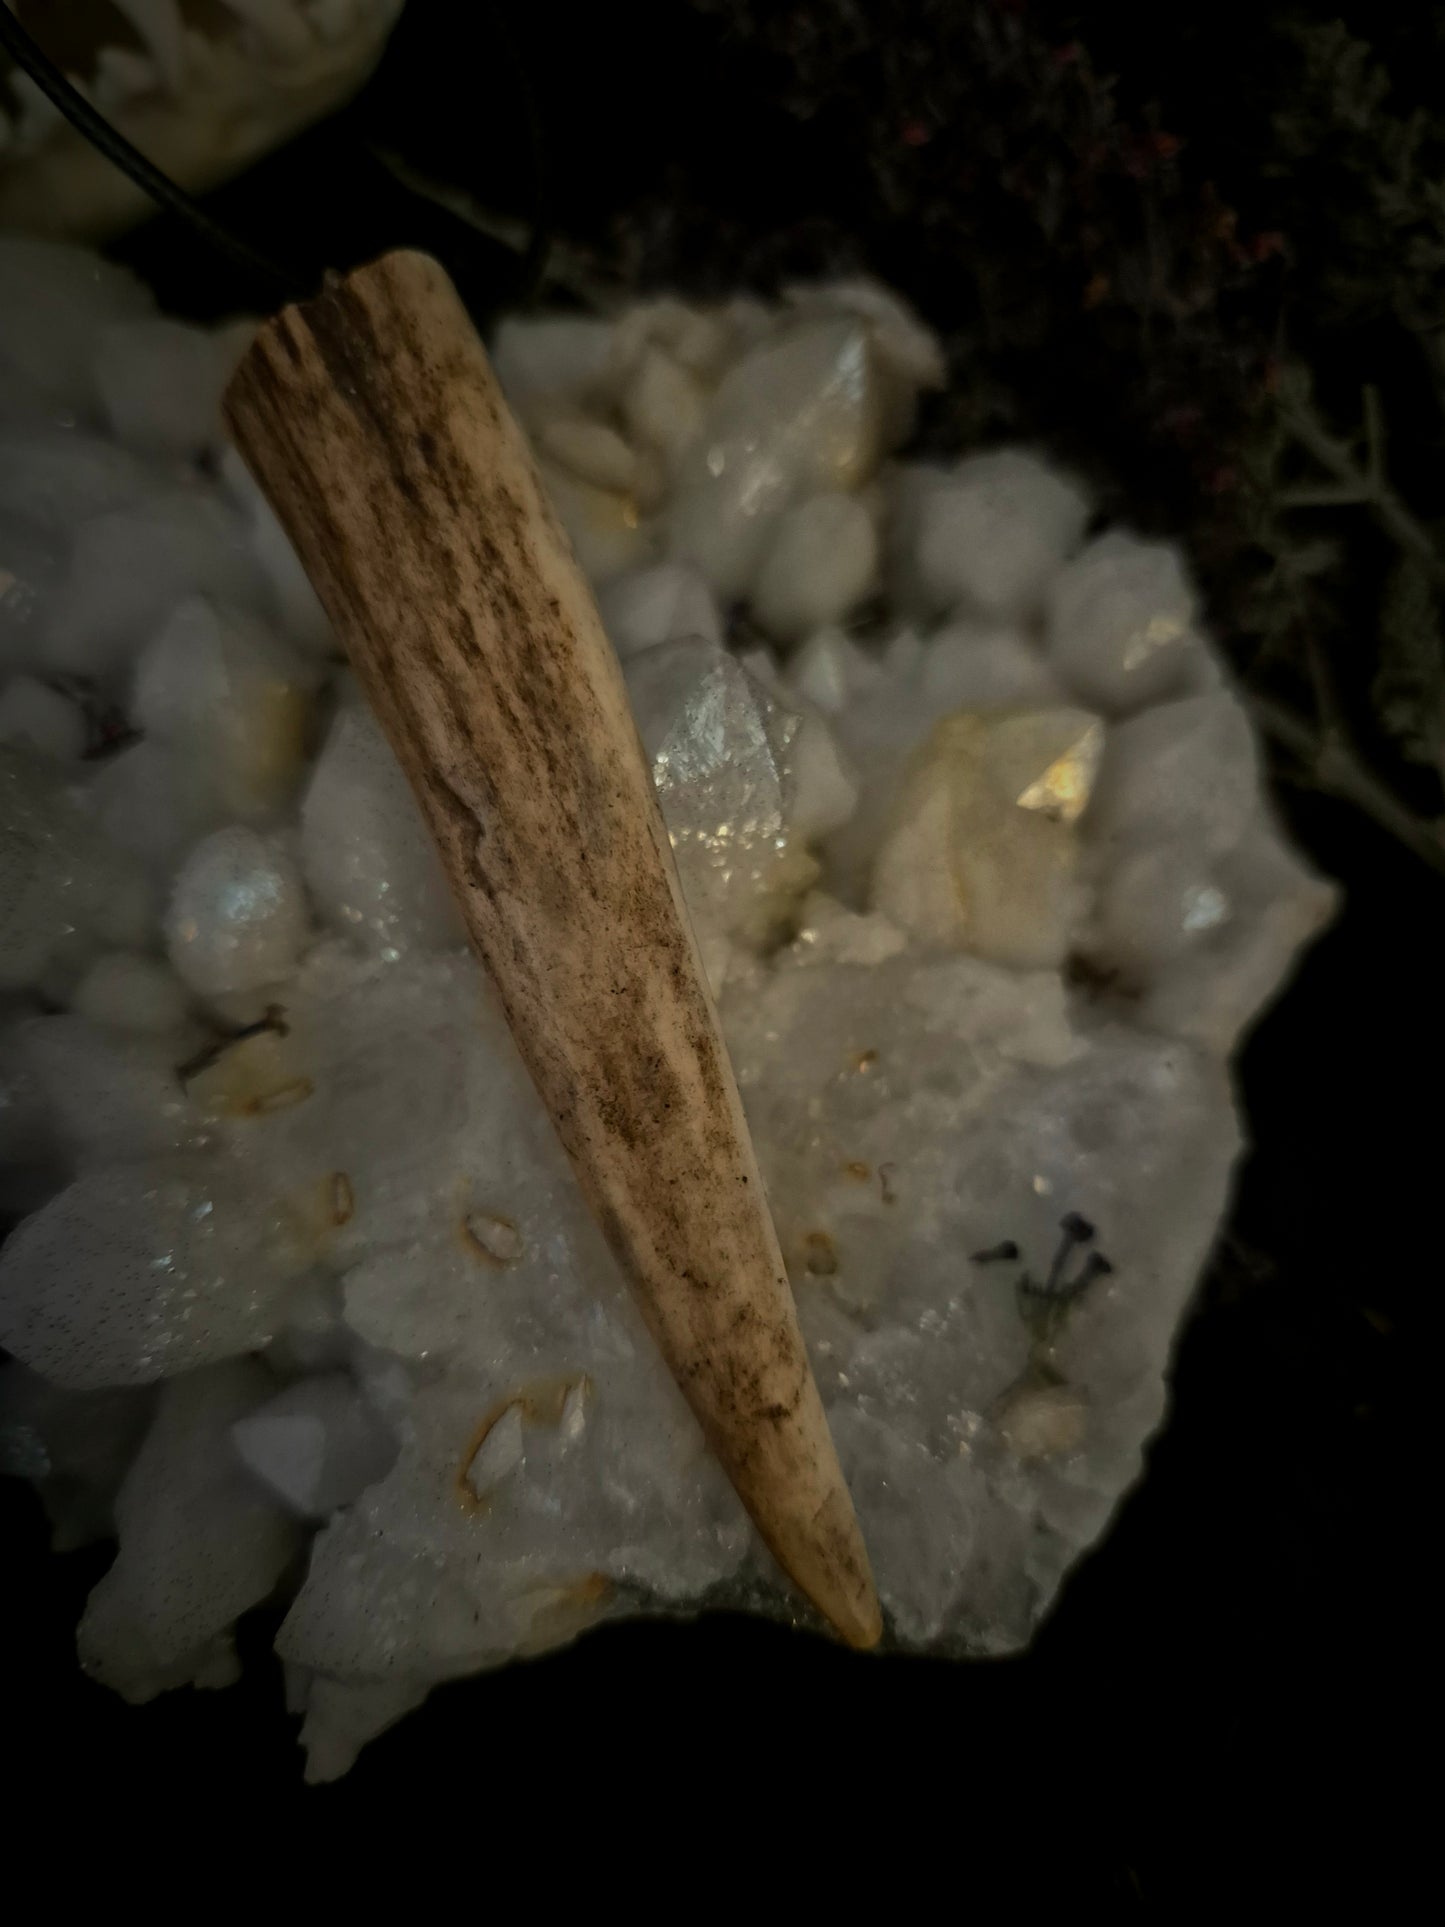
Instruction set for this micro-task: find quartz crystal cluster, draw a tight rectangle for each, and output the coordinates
[0,239,1333,1778]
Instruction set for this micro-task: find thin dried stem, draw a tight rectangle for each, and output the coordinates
[1278,382,1445,590]
[1248,692,1445,877]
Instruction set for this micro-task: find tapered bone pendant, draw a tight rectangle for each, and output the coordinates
[224,250,881,1648]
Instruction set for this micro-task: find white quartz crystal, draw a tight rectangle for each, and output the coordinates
[668,318,891,597]
[624,637,839,950]
[0,252,1333,1777]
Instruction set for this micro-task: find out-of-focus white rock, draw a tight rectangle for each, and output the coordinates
[0,519,63,677]
[815,623,1066,905]
[536,415,639,495]
[71,952,191,1034]
[300,702,462,957]
[78,1360,299,1702]
[0,675,85,759]
[47,492,268,678]
[789,709,860,841]
[0,425,154,538]
[620,346,709,472]
[1134,817,1335,1052]
[1066,685,1335,1049]
[788,624,882,716]
[0,1158,310,1389]
[6,1011,196,1165]
[782,278,946,446]
[0,237,153,415]
[491,314,616,422]
[231,1372,395,1518]
[1072,686,1335,1026]
[608,297,737,389]
[93,316,252,458]
[165,825,308,998]
[220,446,334,656]
[0,748,152,991]
[0,1362,156,1551]
[753,492,879,641]
[1085,690,1258,863]
[86,738,225,882]
[597,560,722,658]
[911,450,1091,619]
[539,461,648,583]
[920,621,1066,714]
[132,596,315,819]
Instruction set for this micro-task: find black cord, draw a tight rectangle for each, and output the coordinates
[0,7,306,302]
[1,6,551,315]
[487,4,551,305]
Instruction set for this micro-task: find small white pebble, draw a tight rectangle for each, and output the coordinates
[165,826,308,998]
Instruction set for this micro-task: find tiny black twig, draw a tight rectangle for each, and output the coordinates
[176,1005,289,1086]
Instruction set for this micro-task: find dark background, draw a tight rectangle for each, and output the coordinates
[2,1,1425,1901]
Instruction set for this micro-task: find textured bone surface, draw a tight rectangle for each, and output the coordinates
[0,237,1333,1779]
